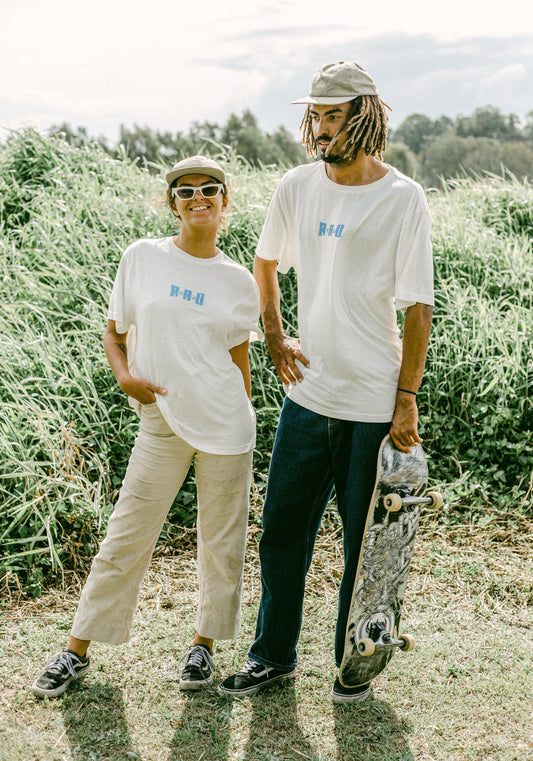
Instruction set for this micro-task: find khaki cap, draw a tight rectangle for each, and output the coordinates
[166,155,226,186]
[291,61,379,105]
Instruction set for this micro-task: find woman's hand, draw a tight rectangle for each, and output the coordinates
[104,320,166,404]
[119,375,167,405]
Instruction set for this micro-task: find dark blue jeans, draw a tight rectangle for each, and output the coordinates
[249,397,390,670]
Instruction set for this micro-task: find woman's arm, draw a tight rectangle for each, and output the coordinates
[229,339,252,399]
[104,320,167,405]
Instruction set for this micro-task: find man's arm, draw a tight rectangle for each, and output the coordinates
[253,256,309,385]
[389,303,433,452]
[104,320,167,405]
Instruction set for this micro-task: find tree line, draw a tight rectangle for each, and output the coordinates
[50,110,307,172]
[387,107,533,186]
[50,105,533,187]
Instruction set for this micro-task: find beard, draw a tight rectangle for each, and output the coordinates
[317,134,351,165]
[322,148,350,165]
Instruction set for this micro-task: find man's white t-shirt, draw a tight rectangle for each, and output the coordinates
[108,237,261,454]
[256,162,434,423]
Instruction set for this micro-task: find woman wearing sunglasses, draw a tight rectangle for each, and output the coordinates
[32,156,261,698]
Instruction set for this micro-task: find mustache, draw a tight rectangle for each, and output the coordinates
[316,134,331,143]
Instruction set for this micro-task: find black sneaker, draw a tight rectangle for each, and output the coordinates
[32,650,91,698]
[331,677,372,704]
[217,659,296,697]
[179,645,214,690]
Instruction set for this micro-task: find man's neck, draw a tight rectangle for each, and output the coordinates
[324,153,388,186]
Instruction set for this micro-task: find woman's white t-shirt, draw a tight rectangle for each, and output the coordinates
[108,237,261,454]
[256,162,435,423]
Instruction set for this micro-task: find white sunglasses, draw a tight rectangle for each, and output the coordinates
[171,183,224,200]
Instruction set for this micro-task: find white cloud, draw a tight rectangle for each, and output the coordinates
[479,63,527,89]
[1,0,532,141]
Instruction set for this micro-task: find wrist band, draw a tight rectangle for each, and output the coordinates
[398,387,417,396]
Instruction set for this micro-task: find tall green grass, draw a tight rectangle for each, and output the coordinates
[424,178,532,514]
[0,129,531,594]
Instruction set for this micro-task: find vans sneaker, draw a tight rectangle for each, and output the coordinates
[179,644,214,690]
[331,677,372,704]
[217,659,296,697]
[32,650,91,698]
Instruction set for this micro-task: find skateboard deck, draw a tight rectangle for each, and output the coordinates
[339,434,441,688]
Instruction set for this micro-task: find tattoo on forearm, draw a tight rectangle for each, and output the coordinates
[117,342,127,359]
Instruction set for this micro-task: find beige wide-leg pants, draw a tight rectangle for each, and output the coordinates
[71,404,252,645]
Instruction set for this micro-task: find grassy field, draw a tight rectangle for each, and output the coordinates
[1,508,532,761]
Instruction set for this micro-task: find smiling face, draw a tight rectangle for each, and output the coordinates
[170,173,228,228]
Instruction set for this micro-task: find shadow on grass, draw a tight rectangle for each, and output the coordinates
[168,682,315,760]
[168,689,233,760]
[62,681,141,761]
[333,698,414,761]
[241,683,316,760]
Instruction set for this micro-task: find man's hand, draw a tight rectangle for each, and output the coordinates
[266,332,310,386]
[389,393,422,453]
[254,256,310,385]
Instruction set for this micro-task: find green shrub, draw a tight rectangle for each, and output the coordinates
[423,177,532,517]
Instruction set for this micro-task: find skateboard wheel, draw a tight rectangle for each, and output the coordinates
[426,491,443,509]
[357,638,376,657]
[384,493,402,512]
[399,634,415,652]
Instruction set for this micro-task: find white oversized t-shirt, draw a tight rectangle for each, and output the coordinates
[108,237,261,454]
[256,162,434,422]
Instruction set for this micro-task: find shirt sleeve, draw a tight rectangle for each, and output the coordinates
[255,176,296,274]
[107,245,136,333]
[227,275,264,348]
[394,193,435,310]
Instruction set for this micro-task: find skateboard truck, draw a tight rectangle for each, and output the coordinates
[384,490,443,512]
[355,621,416,657]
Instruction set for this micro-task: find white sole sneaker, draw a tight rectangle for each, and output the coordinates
[331,679,372,704]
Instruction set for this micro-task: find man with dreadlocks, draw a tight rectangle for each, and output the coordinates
[218,61,434,703]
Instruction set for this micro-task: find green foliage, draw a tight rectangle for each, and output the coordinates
[455,107,522,142]
[383,142,419,180]
[388,106,533,186]
[391,113,437,154]
[0,129,531,595]
[50,110,308,171]
[48,104,533,189]
[422,137,533,189]
[0,128,185,593]
[422,176,532,518]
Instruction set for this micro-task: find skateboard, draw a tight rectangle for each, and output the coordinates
[339,434,442,688]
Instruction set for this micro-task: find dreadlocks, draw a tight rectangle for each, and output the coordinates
[300,95,391,162]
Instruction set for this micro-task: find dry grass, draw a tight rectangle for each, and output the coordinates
[1,507,532,761]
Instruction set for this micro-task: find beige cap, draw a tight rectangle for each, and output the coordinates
[291,61,379,105]
[166,155,226,186]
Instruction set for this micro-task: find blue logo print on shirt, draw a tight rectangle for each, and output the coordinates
[319,222,345,238]
[170,285,205,306]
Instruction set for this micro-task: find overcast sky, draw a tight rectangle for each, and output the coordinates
[1,0,532,145]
